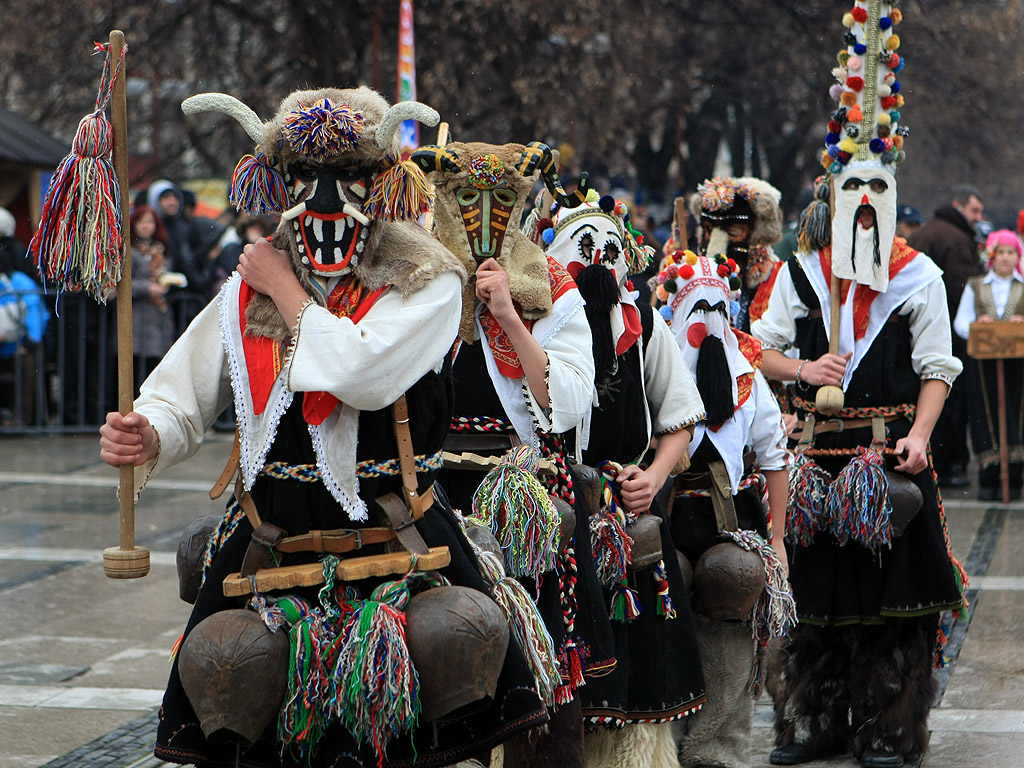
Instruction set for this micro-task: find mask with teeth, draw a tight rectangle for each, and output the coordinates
[282,162,375,276]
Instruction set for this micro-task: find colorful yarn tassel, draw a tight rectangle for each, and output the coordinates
[30,44,127,301]
[786,453,832,547]
[554,636,586,706]
[229,152,290,215]
[589,508,631,586]
[472,445,561,580]
[283,98,364,159]
[825,447,893,551]
[721,529,797,696]
[476,549,560,706]
[609,578,641,622]
[333,577,420,766]
[652,559,676,619]
[364,159,433,222]
[553,546,587,704]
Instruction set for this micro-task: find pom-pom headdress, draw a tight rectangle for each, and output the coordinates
[29,42,127,300]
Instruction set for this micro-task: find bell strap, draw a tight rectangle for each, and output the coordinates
[392,394,430,520]
[209,429,241,500]
[793,413,900,440]
[707,461,739,534]
[277,526,396,554]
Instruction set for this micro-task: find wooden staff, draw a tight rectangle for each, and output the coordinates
[817,178,844,413]
[103,29,150,579]
[421,121,449,232]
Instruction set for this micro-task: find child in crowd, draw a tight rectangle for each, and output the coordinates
[953,229,1024,499]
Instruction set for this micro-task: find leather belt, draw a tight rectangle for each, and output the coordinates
[277,527,396,554]
[443,433,519,453]
[795,414,900,435]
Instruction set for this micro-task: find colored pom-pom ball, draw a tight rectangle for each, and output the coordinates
[663,278,678,293]
[891,9,902,24]
[657,273,667,284]
[877,113,892,127]
[614,200,627,216]
[887,35,901,51]
[727,258,738,272]
[827,145,841,159]
[843,32,857,46]
[889,53,901,69]
[847,105,863,122]
[659,305,674,322]
[829,84,844,101]
[893,135,904,150]
[828,120,841,133]
[541,227,555,245]
[881,96,897,109]
[837,150,852,163]
[884,72,895,84]
[877,125,891,139]
[851,7,867,23]
[656,285,670,302]
[679,263,696,279]
[840,91,858,107]
[882,150,898,165]
[890,110,901,122]
[882,138,894,151]
[829,161,843,173]
[880,17,893,31]
[599,195,615,213]
[717,264,730,278]
[730,299,741,317]
[826,132,841,145]
[837,51,850,65]
[845,125,860,138]
[869,138,886,154]
[878,84,892,98]
[896,94,905,107]
[847,56,862,72]
[728,276,741,290]
[846,76,865,92]
[684,251,699,265]
[842,12,855,27]
[666,264,679,279]
[890,81,901,94]
[854,43,867,55]
[839,137,857,154]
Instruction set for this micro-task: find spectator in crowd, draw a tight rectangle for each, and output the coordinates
[129,206,178,387]
[146,180,199,296]
[0,207,49,426]
[907,185,986,487]
[896,204,924,240]
[182,190,227,296]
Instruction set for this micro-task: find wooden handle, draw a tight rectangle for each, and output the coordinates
[816,270,845,413]
[104,29,149,579]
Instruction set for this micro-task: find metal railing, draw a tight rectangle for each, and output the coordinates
[0,286,212,434]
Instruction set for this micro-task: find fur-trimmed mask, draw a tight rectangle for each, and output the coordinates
[181,86,439,279]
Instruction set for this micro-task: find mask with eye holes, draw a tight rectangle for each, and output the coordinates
[831,160,898,293]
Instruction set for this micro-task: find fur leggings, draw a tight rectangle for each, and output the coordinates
[772,615,938,762]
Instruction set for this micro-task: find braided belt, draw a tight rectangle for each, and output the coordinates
[262,451,445,482]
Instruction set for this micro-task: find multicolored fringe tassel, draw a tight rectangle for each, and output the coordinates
[786,453,832,547]
[609,578,641,622]
[825,446,892,551]
[229,152,290,215]
[472,445,561,580]
[475,548,560,706]
[29,42,126,301]
[282,98,364,160]
[590,461,633,586]
[652,559,676,619]
[720,529,797,696]
[554,546,587,705]
[364,158,433,222]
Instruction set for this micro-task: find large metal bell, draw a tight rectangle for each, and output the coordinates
[886,471,923,538]
[626,514,663,572]
[465,522,504,562]
[405,586,509,722]
[549,494,577,550]
[572,464,603,517]
[176,515,222,604]
[692,542,765,621]
[675,549,694,595]
[178,609,290,745]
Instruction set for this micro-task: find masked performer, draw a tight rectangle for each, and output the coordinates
[752,6,967,766]
[411,142,614,767]
[690,177,784,333]
[99,86,549,768]
[535,194,706,766]
[654,250,793,768]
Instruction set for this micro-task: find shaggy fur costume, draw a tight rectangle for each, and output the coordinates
[585,723,679,768]
[772,617,937,763]
[428,141,554,342]
[674,617,755,768]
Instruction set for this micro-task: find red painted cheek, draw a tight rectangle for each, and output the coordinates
[687,322,707,348]
[567,262,584,280]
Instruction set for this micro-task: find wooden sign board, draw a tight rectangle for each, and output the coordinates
[967,321,1024,360]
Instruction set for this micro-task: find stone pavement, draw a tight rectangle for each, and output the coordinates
[1,432,1022,768]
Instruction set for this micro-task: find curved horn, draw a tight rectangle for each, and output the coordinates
[409,146,463,175]
[375,101,440,150]
[181,93,265,144]
[519,142,589,209]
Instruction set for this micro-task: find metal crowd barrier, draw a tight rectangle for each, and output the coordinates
[0,287,212,434]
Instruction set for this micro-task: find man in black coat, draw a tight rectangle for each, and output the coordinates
[907,185,985,487]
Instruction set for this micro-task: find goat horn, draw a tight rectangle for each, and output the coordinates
[409,146,463,174]
[181,93,265,144]
[374,101,440,150]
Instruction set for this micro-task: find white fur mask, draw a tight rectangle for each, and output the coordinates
[831,160,897,293]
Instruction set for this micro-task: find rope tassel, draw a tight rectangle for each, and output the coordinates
[786,453,832,547]
[29,42,127,300]
[229,152,290,215]
[472,445,561,580]
[825,447,893,551]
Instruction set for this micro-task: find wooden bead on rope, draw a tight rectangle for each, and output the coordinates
[815,384,845,413]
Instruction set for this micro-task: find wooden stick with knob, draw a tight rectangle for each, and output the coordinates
[815,271,845,414]
[103,29,150,579]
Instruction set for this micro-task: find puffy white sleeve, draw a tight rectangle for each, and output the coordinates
[644,312,705,434]
[899,278,963,386]
[133,298,234,485]
[528,304,596,434]
[285,272,462,411]
[747,370,789,471]
[751,262,807,352]
[952,281,977,341]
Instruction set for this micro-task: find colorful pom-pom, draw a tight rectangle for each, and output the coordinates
[878,84,892,98]
[825,132,841,145]
[893,135,904,150]
[882,138,894,151]
[364,159,432,222]
[869,138,885,154]
[846,76,865,92]
[881,96,897,110]
[854,43,867,55]
[828,120,841,133]
[887,35,901,51]
[730,299,741,317]
[727,258,738,272]
[895,94,905,107]
[877,113,892,126]
[542,227,555,245]
[679,264,695,279]
[839,137,857,154]
[847,56,862,72]
[684,251,698,265]
[837,51,850,66]
[666,264,679,279]
[656,285,670,302]
[851,7,868,23]
[837,150,852,163]
[880,17,893,31]
[829,84,844,101]
[728,276,741,291]
[659,305,674,322]
[841,91,858,107]
[230,152,290,215]
[843,32,857,46]
[847,105,863,123]
[829,160,843,173]
[827,145,841,159]
[889,53,901,69]
[890,110,901,121]
[891,9,902,24]
[717,264,730,277]
[842,12,855,27]
[890,81,901,94]
[599,195,615,213]
[663,278,678,293]
[283,98,364,161]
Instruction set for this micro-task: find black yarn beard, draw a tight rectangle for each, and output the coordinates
[850,207,882,272]
[696,334,736,427]
[575,263,621,385]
